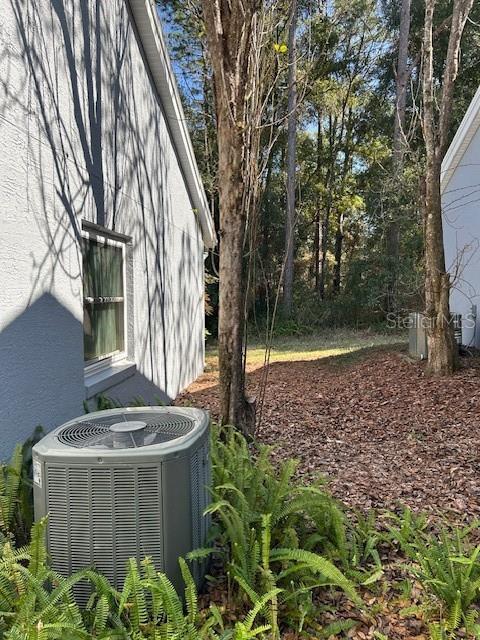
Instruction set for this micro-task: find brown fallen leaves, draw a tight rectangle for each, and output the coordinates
[179,345,480,521]
[178,345,480,638]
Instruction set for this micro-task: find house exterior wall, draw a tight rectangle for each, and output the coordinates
[442,123,480,348]
[0,0,205,458]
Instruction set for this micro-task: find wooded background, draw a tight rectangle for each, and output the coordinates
[160,0,480,340]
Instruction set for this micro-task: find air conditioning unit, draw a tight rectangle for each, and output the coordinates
[32,407,211,599]
[409,312,462,359]
[409,312,428,359]
[452,313,463,346]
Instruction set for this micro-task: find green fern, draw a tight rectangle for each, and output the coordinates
[270,548,360,604]
[319,619,357,638]
[208,424,365,634]
[393,520,480,635]
[180,557,198,624]
[92,594,109,634]
[0,445,23,540]
[446,591,461,632]
[119,558,148,627]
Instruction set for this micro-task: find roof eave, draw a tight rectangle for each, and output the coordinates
[127,0,216,248]
[441,85,480,195]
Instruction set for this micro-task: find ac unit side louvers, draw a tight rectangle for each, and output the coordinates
[32,407,211,601]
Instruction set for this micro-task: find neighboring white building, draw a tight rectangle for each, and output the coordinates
[442,86,480,349]
[0,0,215,457]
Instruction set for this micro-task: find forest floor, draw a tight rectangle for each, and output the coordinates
[178,330,480,522]
[178,330,480,639]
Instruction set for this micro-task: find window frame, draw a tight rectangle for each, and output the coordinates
[82,228,129,374]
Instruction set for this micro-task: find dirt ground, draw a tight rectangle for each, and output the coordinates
[178,343,480,521]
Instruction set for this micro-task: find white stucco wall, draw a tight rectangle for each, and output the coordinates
[443,123,480,348]
[0,0,205,458]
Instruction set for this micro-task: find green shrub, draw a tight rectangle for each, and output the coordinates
[413,527,480,637]
[345,510,383,584]
[210,425,348,555]
[13,425,44,546]
[384,508,429,558]
[388,512,480,637]
[0,425,364,639]
[0,444,23,544]
[11,418,480,639]
[0,516,277,639]
[205,426,363,636]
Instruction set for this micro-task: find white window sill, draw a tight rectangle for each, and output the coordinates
[84,360,136,399]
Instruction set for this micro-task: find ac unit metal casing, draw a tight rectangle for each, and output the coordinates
[409,312,428,359]
[409,312,462,359]
[33,407,211,598]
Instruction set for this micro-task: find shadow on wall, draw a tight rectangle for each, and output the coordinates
[0,0,204,420]
[174,229,204,390]
[93,367,171,409]
[0,293,176,459]
[0,294,84,458]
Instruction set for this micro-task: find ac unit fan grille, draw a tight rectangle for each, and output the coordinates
[57,412,195,449]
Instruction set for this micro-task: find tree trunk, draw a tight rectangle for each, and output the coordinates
[282,0,297,317]
[332,108,353,296]
[201,0,260,433]
[314,114,322,291]
[332,212,344,296]
[216,118,252,426]
[423,159,457,375]
[421,0,473,375]
[313,209,320,289]
[385,0,411,313]
[318,114,336,299]
[318,197,330,299]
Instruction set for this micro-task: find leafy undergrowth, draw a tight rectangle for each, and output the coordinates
[3,414,480,638]
[193,428,480,639]
[175,340,480,638]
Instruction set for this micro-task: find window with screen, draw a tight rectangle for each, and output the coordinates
[83,234,126,364]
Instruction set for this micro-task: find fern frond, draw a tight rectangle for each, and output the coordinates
[27,518,48,576]
[243,588,282,632]
[154,572,185,629]
[270,548,360,604]
[0,445,23,535]
[93,594,110,633]
[179,557,198,623]
[120,558,148,627]
[261,515,271,570]
[446,590,462,631]
[319,619,357,638]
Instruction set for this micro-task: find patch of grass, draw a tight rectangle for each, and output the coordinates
[205,329,406,372]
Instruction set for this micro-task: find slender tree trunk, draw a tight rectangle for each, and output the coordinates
[201,0,260,432]
[422,0,473,375]
[314,114,322,291]
[423,158,456,375]
[422,14,451,371]
[332,108,353,296]
[282,0,297,317]
[260,148,275,301]
[318,115,336,298]
[217,117,250,425]
[314,209,320,289]
[332,212,344,295]
[385,0,411,313]
[318,187,331,299]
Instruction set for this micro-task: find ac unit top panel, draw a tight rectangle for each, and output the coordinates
[33,407,209,461]
[57,412,195,450]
